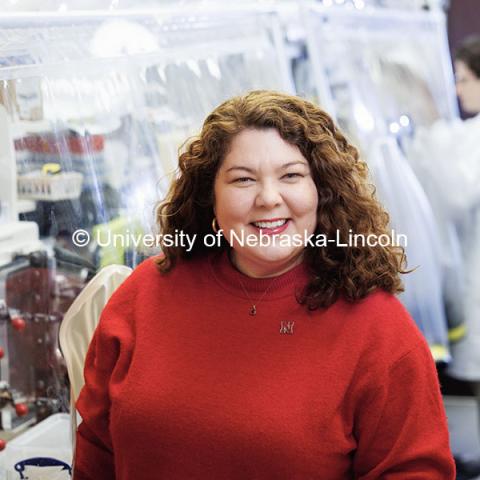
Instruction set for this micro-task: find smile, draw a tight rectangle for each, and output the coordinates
[250,218,290,235]
[252,219,288,229]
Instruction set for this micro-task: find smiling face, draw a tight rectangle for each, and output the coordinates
[455,59,480,114]
[213,128,318,278]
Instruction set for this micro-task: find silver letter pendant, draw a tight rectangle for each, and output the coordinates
[280,321,295,335]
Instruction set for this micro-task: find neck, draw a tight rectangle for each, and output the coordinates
[229,250,304,278]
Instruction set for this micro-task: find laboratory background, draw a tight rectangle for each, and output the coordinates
[0,0,479,478]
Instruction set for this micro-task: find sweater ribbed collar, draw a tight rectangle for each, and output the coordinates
[208,249,310,300]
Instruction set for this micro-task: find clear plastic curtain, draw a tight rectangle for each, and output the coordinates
[368,137,449,358]
[304,6,457,143]
[0,8,291,443]
[1,10,289,266]
[407,115,480,379]
[303,5,459,359]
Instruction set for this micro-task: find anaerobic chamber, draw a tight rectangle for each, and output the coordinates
[0,7,292,439]
[303,4,461,361]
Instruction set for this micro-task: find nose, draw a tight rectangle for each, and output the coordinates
[255,180,282,209]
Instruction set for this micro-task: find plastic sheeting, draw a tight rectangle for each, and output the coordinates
[0,10,290,266]
[0,8,291,430]
[407,116,480,218]
[303,5,458,360]
[304,6,457,148]
[368,137,449,359]
[0,0,448,14]
[407,115,480,379]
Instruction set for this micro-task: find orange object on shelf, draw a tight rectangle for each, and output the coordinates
[15,403,29,417]
[11,316,26,332]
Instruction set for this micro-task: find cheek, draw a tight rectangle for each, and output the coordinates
[472,81,480,99]
[291,182,318,217]
[464,84,473,96]
[467,82,480,97]
[214,189,252,224]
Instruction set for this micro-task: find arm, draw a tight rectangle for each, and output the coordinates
[353,341,455,479]
[73,297,134,480]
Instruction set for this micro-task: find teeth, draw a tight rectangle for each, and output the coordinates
[252,219,287,229]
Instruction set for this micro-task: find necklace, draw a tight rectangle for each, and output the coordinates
[227,250,281,316]
[237,275,279,316]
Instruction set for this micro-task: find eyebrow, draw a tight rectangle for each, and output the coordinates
[225,161,308,173]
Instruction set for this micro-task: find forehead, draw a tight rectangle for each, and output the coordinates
[222,128,306,166]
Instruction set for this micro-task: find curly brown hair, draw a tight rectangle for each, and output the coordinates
[156,90,405,309]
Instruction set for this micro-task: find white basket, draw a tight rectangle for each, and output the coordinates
[17,172,83,201]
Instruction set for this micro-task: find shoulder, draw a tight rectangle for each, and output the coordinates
[332,291,436,410]
[106,254,211,304]
[96,255,209,332]
[336,289,417,329]
[331,289,426,366]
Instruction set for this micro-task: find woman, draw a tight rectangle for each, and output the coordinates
[74,91,455,479]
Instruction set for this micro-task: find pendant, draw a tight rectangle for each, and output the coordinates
[250,305,256,316]
[280,321,295,335]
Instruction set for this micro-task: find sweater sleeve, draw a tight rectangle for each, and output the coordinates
[73,292,134,480]
[352,341,455,479]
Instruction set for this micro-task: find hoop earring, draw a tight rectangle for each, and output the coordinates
[212,217,219,233]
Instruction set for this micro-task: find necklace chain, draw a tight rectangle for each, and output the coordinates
[228,250,280,316]
[237,276,279,316]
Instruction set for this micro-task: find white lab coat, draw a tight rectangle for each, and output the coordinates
[408,114,480,380]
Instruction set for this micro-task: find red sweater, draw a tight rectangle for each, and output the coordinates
[74,251,455,479]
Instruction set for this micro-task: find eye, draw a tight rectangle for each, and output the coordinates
[233,177,255,184]
[282,173,304,180]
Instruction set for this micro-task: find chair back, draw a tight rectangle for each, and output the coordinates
[59,264,132,451]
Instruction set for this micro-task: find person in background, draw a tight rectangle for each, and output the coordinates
[455,35,480,117]
[447,33,480,407]
[406,34,480,480]
[449,35,480,480]
[73,90,455,479]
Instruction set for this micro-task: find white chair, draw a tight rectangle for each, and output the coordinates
[59,264,132,452]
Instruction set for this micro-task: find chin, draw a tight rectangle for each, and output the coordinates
[246,247,303,268]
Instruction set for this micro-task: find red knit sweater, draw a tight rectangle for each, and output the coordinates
[74,252,455,479]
